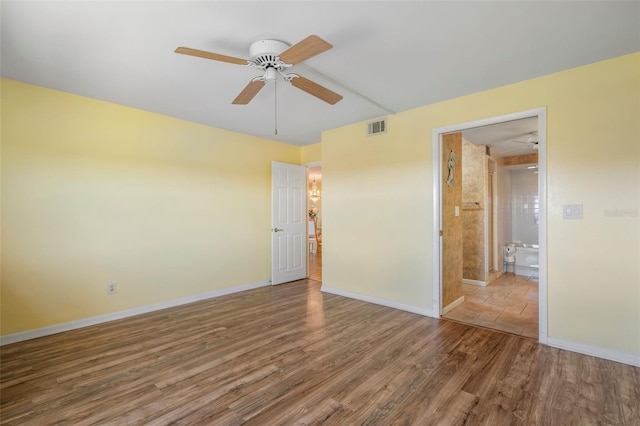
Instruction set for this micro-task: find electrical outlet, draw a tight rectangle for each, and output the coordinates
[107,281,117,295]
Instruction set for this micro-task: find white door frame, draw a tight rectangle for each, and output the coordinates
[431,107,548,344]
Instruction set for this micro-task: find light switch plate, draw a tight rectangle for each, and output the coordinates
[563,204,583,219]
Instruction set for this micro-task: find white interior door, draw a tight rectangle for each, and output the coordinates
[271,161,306,285]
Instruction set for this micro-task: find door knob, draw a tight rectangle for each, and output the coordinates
[273,228,284,232]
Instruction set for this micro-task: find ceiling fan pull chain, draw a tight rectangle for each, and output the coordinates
[274,78,278,136]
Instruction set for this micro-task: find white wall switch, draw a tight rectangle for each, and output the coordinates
[563,204,583,219]
[455,206,460,217]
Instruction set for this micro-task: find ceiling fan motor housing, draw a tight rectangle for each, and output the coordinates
[249,40,290,71]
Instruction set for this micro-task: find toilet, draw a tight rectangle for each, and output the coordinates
[504,244,516,274]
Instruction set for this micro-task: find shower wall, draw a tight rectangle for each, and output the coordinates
[496,164,513,267]
[511,169,539,244]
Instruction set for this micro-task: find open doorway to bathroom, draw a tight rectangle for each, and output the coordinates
[433,109,547,342]
[307,165,322,281]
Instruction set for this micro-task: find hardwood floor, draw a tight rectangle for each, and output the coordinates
[443,274,539,339]
[2,280,638,425]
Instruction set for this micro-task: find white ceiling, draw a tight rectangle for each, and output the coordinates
[2,1,638,146]
[463,117,538,158]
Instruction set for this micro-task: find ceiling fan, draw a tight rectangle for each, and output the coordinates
[507,131,539,149]
[494,131,539,156]
[175,35,343,105]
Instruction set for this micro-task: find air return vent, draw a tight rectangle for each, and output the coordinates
[367,118,387,136]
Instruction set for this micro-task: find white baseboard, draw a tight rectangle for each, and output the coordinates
[547,337,640,367]
[463,278,487,287]
[7,281,636,368]
[320,285,434,317]
[0,280,270,346]
[442,295,465,314]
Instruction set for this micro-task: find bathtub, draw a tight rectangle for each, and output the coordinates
[511,243,539,277]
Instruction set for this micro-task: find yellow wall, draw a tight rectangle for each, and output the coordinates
[323,53,640,357]
[301,142,321,164]
[0,79,299,335]
[2,53,639,360]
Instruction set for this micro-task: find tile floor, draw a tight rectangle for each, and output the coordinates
[443,273,539,339]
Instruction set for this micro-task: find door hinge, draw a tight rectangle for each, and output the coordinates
[439,230,443,236]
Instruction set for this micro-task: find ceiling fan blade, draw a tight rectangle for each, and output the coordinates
[509,140,538,146]
[232,80,266,104]
[175,47,248,65]
[290,76,342,105]
[278,35,333,65]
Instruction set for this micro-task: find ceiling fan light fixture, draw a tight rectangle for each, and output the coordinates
[264,67,278,82]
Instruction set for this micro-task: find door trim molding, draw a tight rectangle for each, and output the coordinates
[431,107,548,345]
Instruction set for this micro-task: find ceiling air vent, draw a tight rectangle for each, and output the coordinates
[367,118,387,136]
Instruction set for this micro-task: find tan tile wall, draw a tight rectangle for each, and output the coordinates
[462,140,486,281]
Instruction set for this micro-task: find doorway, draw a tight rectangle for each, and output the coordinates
[307,163,322,281]
[431,108,547,343]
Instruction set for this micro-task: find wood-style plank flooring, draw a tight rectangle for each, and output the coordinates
[2,280,639,425]
[443,274,539,339]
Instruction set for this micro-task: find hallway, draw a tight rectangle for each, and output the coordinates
[308,244,322,281]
